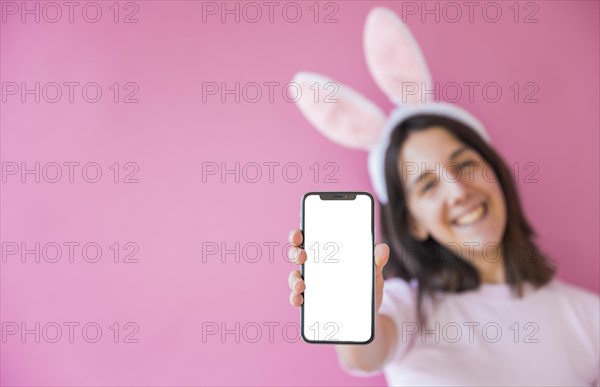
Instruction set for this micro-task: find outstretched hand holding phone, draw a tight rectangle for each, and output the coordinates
[287,229,390,312]
[287,229,399,372]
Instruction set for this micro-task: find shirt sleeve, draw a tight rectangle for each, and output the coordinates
[560,280,600,387]
[378,277,419,367]
[337,277,419,377]
[588,293,600,387]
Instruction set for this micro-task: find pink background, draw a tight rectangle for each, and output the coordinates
[1,1,598,386]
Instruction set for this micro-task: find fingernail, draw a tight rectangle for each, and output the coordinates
[290,247,298,263]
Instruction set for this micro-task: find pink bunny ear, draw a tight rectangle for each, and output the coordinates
[293,72,386,151]
[364,7,433,105]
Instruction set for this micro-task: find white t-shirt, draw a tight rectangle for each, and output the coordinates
[339,277,600,386]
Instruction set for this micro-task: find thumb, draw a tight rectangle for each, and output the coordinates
[374,243,390,275]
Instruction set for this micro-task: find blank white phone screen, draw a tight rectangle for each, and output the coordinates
[302,193,374,343]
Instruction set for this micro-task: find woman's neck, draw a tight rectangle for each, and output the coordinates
[469,246,507,284]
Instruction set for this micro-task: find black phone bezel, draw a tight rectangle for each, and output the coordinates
[299,191,376,345]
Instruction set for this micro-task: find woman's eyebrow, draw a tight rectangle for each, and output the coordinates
[449,145,469,160]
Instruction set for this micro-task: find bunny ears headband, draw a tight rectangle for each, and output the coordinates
[293,7,491,204]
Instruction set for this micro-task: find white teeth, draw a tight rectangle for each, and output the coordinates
[455,204,485,226]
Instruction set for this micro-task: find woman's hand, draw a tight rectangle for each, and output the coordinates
[287,229,390,313]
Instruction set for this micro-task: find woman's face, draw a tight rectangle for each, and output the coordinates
[398,126,507,258]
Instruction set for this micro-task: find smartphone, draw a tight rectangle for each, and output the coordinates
[300,191,375,344]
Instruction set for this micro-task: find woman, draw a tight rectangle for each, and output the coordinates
[287,114,599,386]
[287,7,599,386]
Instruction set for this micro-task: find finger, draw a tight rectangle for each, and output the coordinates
[288,229,303,247]
[294,278,306,294]
[374,243,390,267]
[287,247,307,265]
[288,270,302,291]
[374,243,390,277]
[296,249,307,265]
[289,292,304,307]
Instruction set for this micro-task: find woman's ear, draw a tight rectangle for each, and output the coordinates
[407,212,428,241]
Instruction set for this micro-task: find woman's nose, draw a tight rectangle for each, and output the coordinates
[443,168,472,205]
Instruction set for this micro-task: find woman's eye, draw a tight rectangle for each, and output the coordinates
[422,181,436,193]
[459,160,478,169]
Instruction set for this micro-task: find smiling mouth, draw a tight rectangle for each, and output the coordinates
[452,202,488,227]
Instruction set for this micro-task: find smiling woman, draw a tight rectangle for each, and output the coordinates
[286,5,599,387]
[381,114,556,323]
[288,114,599,384]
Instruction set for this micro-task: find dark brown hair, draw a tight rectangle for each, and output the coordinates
[380,114,556,324]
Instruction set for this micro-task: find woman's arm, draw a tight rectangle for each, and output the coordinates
[334,313,397,372]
